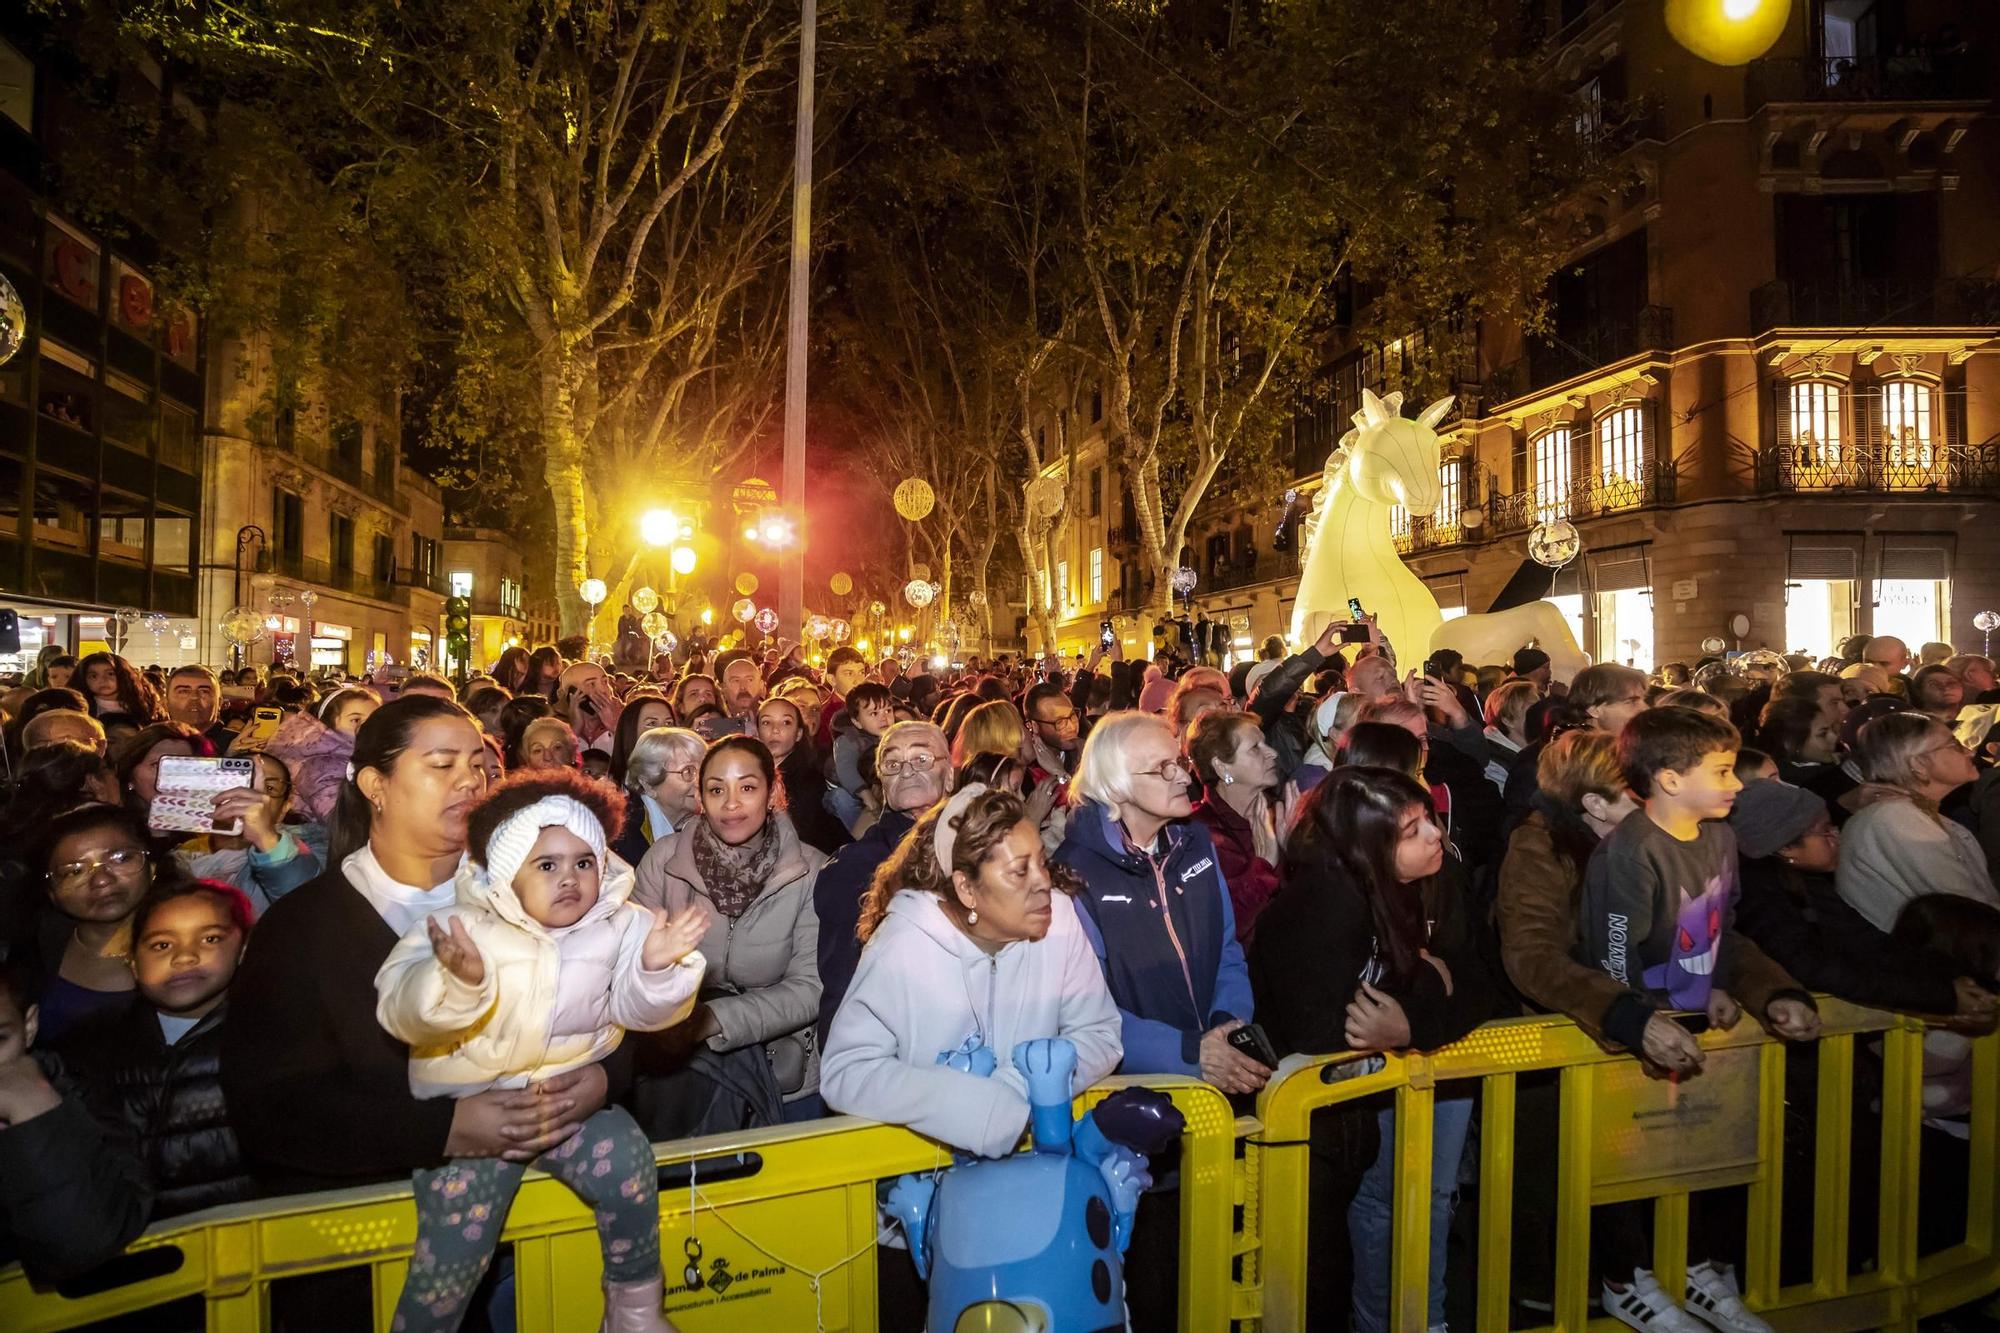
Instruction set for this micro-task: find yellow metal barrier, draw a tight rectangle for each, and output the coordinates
[1240,1000,2000,1333]
[0,1077,1234,1333]
[9,1013,2000,1332]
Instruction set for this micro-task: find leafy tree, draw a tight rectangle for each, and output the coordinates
[101,0,803,633]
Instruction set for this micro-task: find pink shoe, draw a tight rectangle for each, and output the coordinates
[600,1276,677,1333]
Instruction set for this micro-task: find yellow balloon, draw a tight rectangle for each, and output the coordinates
[830,571,854,597]
[1665,0,1790,67]
[735,572,759,596]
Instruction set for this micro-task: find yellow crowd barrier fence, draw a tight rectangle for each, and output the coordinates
[4,1005,1998,1331]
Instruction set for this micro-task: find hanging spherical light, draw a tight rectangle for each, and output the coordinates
[1665,0,1790,67]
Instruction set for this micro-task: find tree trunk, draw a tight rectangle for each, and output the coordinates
[541,352,593,637]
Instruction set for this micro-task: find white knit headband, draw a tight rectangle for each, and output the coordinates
[933,783,989,877]
[482,794,610,893]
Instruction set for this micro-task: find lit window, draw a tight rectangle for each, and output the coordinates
[1533,428,1573,524]
[1056,560,1069,611]
[1599,406,1644,483]
[1880,380,1935,473]
[1089,548,1103,604]
[1437,459,1461,531]
[1388,503,1412,539]
[1789,381,1843,468]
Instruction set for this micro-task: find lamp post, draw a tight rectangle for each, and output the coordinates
[779,0,816,639]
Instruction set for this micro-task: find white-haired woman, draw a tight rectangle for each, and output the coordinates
[820,784,1122,1157]
[1482,678,1539,791]
[1837,711,1994,931]
[1051,712,1266,1094]
[612,726,705,866]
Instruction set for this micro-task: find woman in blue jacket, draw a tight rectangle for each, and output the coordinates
[1052,711,1268,1097]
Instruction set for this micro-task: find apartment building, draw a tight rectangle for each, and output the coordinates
[1053,0,2000,670]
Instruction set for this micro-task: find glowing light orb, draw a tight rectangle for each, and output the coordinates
[1666,0,1790,66]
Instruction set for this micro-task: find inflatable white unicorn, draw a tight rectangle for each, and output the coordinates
[1290,388,1587,680]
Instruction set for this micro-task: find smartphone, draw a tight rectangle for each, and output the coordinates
[1228,1022,1281,1069]
[1347,596,1366,622]
[1099,620,1115,648]
[1335,623,1372,643]
[227,706,284,755]
[150,755,255,836]
[692,713,740,742]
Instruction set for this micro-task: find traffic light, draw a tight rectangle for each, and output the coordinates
[445,595,471,679]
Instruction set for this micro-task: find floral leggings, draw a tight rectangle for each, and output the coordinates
[391,1105,661,1332]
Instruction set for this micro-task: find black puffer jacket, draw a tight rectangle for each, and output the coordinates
[60,998,256,1217]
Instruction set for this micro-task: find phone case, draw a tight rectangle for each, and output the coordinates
[150,756,255,836]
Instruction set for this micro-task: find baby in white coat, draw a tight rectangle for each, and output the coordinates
[375,769,709,1333]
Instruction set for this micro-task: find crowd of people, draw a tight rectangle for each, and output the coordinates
[1,623,1998,1331]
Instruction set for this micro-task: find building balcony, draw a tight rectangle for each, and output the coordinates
[1204,547,1302,593]
[255,549,402,603]
[1485,463,1673,537]
[1748,54,1988,109]
[1495,306,1674,401]
[261,429,404,510]
[1758,438,2000,495]
[1752,277,2000,333]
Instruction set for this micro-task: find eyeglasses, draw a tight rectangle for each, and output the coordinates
[1034,710,1081,730]
[666,764,698,782]
[880,753,942,777]
[1131,757,1191,783]
[51,847,146,888]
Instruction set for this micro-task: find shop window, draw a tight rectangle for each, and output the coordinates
[38,343,94,433]
[155,510,191,570]
[1533,428,1573,524]
[1875,541,1951,649]
[1786,537,1859,658]
[32,468,94,550]
[43,216,98,311]
[1596,588,1654,671]
[102,372,154,455]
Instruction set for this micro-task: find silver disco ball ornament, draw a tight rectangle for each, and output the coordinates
[0,272,24,367]
[1171,567,1198,596]
[1976,610,2000,634]
[1527,519,1581,569]
[753,607,780,635]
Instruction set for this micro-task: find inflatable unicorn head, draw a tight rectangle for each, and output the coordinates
[1290,389,1456,657]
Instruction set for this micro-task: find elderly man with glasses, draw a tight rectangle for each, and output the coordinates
[812,720,955,1044]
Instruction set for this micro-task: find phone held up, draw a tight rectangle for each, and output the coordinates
[1099,620,1115,648]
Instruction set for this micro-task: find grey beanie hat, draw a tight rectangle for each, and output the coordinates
[1727,778,1828,859]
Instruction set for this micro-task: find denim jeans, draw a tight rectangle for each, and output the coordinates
[1349,1092,1475,1333]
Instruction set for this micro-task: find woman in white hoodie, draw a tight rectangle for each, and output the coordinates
[820,784,1122,1158]
[376,769,710,1332]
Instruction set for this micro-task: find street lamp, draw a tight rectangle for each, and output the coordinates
[640,508,683,548]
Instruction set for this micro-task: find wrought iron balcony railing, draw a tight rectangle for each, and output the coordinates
[1760,438,2000,494]
[1748,53,1988,107]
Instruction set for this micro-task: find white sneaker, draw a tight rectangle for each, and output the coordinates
[1603,1269,1709,1332]
[1682,1263,1772,1333]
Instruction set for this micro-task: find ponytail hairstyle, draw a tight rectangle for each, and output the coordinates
[1285,766,1436,986]
[856,786,1078,942]
[328,695,478,865]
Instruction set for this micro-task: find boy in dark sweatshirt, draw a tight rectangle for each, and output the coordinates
[1577,705,1819,1333]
